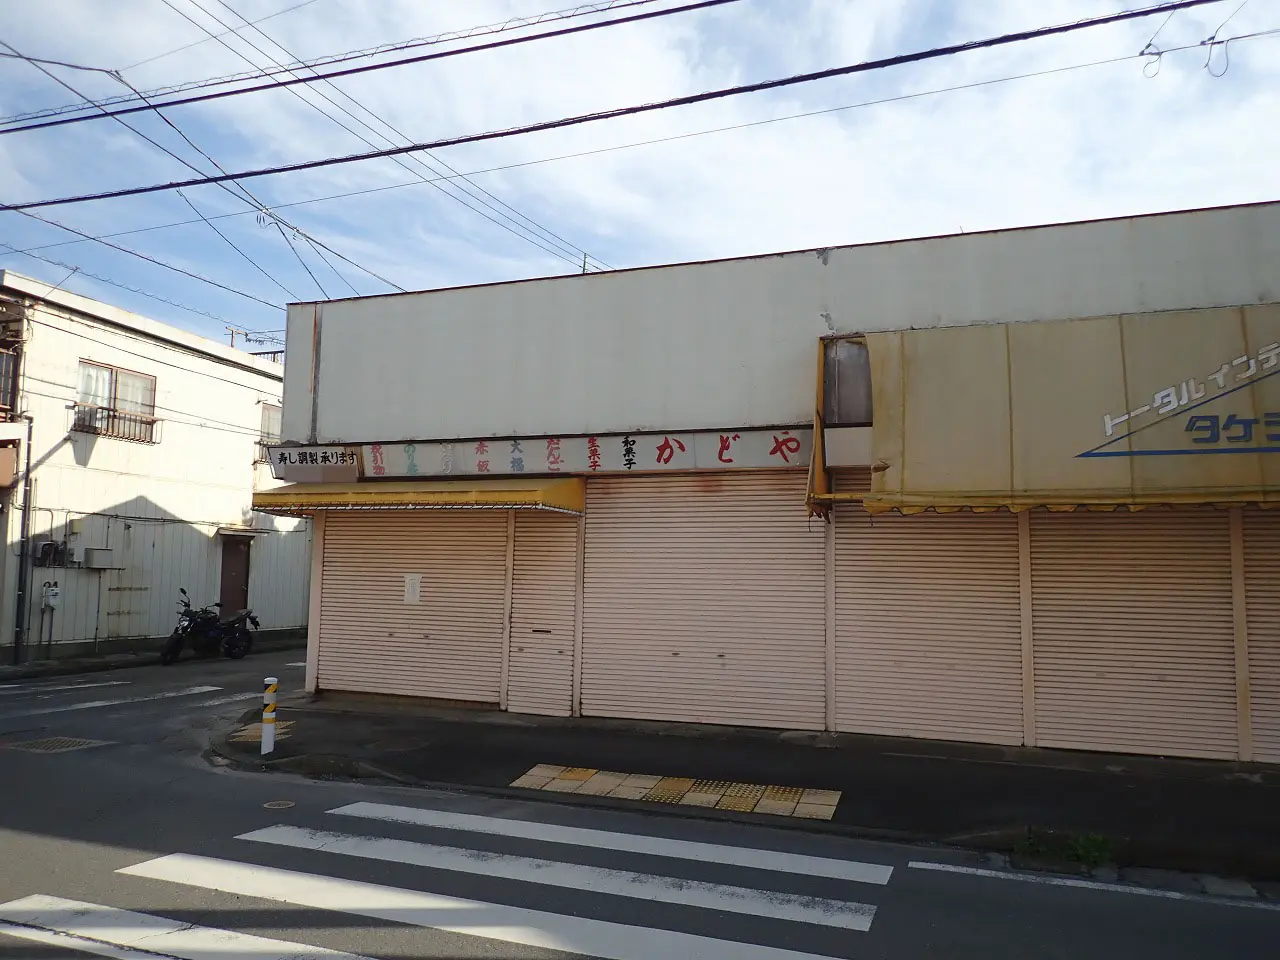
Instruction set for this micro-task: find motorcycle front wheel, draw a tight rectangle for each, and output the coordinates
[159,631,183,665]
[224,627,253,660]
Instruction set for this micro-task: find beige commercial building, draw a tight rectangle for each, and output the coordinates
[257,200,1280,763]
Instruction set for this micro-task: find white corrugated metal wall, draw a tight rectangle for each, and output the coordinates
[1029,509,1238,760]
[1243,508,1280,764]
[246,518,312,630]
[834,506,1024,744]
[580,472,826,728]
[507,512,578,716]
[317,511,508,701]
[22,510,309,650]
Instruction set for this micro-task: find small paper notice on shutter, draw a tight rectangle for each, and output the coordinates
[403,573,421,604]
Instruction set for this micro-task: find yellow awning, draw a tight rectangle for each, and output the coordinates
[253,477,585,517]
[859,491,1280,515]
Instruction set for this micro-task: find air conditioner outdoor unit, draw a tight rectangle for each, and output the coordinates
[84,548,116,569]
[0,299,27,340]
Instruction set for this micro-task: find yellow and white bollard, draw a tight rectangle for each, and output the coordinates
[262,676,278,756]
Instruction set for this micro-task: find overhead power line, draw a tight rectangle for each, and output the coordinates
[0,36,404,294]
[0,0,744,137]
[5,25,1275,269]
[0,240,233,322]
[193,0,611,271]
[0,0,1231,215]
[2,0,662,127]
[12,209,283,310]
[103,62,404,292]
[0,37,297,307]
[122,0,323,71]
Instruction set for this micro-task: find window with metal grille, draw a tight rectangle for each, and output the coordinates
[258,403,281,461]
[74,361,158,443]
[0,348,17,416]
[822,338,873,426]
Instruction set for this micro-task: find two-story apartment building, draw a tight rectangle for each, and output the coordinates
[256,200,1280,764]
[0,270,311,663]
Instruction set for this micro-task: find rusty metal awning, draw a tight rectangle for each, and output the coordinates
[252,477,586,517]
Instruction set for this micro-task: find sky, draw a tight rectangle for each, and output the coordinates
[0,0,1277,347]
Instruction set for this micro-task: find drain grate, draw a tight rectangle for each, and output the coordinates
[3,736,111,754]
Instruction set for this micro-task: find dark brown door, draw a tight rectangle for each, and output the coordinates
[219,536,251,613]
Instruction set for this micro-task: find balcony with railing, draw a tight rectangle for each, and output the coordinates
[72,403,159,443]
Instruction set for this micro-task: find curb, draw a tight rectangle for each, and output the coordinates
[205,734,1280,882]
[206,736,954,846]
[0,638,307,682]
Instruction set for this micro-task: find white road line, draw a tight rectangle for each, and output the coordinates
[286,662,307,667]
[0,894,372,959]
[908,862,1280,911]
[0,680,132,695]
[241,824,876,932]
[1,685,221,717]
[331,801,894,885]
[188,692,263,708]
[120,853,843,960]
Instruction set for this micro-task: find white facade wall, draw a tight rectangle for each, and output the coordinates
[284,202,1280,444]
[0,272,310,656]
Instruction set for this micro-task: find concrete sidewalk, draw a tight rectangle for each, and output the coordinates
[0,632,306,681]
[212,691,1280,882]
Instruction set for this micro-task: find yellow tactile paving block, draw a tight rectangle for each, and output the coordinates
[228,721,294,743]
[509,765,842,820]
[644,777,696,803]
[716,783,766,811]
[762,785,805,803]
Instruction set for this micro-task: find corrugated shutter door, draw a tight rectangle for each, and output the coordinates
[1030,509,1237,759]
[1243,509,1280,764]
[318,511,507,702]
[834,506,1023,745]
[581,472,825,729]
[507,512,577,717]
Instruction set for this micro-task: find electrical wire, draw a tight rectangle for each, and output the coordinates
[0,0,744,137]
[26,314,284,392]
[22,382,275,441]
[175,188,299,300]
[298,234,359,297]
[103,66,405,292]
[163,0,598,272]
[0,0,666,127]
[12,209,283,310]
[122,0,323,71]
[6,26,1276,269]
[197,0,612,271]
[0,50,117,74]
[0,38,294,308]
[214,0,613,270]
[272,221,328,298]
[0,0,1234,214]
[0,240,232,322]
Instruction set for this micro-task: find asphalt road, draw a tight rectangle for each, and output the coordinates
[0,649,1276,959]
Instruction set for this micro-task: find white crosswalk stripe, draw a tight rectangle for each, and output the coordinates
[0,680,132,696]
[104,800,895,959]
[332,800,893,884]
[239,823,877,931]
[0,894,373,959]
[121,853,843,960]
[0,685,223,717]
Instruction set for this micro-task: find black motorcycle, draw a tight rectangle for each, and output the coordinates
[160,588,259,665]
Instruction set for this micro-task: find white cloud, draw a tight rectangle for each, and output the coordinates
[0,0,1276,338]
